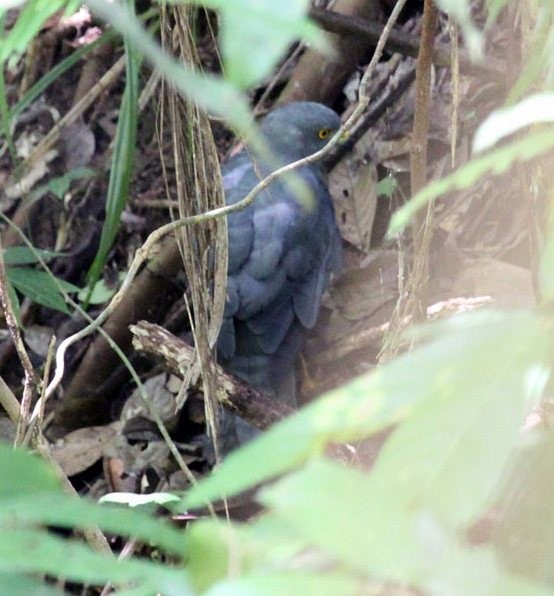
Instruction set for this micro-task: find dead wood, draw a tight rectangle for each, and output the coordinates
[278,0,382,105]
[130,320,293,431]
[309,7,503,79]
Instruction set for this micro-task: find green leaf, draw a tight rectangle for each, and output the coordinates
[185,0,326,88]
[185,311,550,515]
[0,528,189,593]
[77,273,122,305]
[0,445,60,498]
[369,311,550,528]
[85,0,255,138]
[0,493,187,556]
[3,246,60,266]
[7,267,78,314]
[473,94,554,153]
[259,459,421,580]
[388,128,554,236]
[493,427,554,585]
[259,458,554,594]
[43,167,96,200]
[183,360,419,508]
[377,175,397,198]
[7,279,21,327]
[0,572,62,596]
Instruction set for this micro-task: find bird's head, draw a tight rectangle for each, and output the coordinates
[259,101,341,164]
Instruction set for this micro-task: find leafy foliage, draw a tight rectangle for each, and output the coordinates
[3,0,554,594]
[3,247,79,316]
[0,445,190,594]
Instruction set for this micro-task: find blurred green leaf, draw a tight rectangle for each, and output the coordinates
[377,175,397,198]
[45,167,96,200]
[0,572,61,596]
[259,458,421,580]
[85,0,255,138]
[0,445,60,498]
[0,528,189,593]
[493,427,554,586]
[0,493,187,556]
[473,94,554,153]
[185,311,550,515]
[369,311,550,527]
[77,273,123,305]
[185,0,326,88]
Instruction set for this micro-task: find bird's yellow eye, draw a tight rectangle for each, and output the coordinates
[317,128,331,140]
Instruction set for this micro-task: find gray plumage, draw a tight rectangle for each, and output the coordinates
[217,101,342,446]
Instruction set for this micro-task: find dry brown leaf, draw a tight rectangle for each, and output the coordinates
[51,423,120,477]
[330,132,378,253]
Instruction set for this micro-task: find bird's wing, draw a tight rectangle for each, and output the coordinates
[221,160,341,397]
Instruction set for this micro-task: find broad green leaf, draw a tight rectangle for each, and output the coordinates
[258,459,422,580]
[0,444,60,497]
[368,310,550,527]
[0,528,189,593]
[185,311,550,513]
[473,94,554,153]
[0,572,61,596]
[0,493,187,556]
[186,520,247,592]
[259,459,554,594]
[185,0,326,88]
[7,267,79,314]
[3,246,60,266]
[388,128,554,235]
[85,0,255,139]
[186,516,315,591]
[77,273,123,305]
[183,363,416,508]
[493,427,554,586]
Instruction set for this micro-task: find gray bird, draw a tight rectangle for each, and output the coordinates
[217,101,342,446]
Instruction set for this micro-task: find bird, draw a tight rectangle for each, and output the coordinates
[216,101,342,447]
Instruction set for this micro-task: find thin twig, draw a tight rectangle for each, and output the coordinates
[0,234,37,445]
